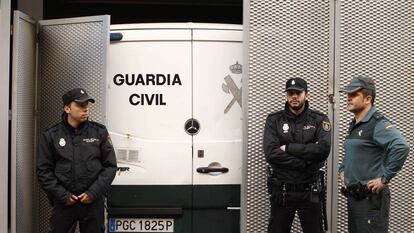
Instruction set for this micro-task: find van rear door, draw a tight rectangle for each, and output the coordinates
[192,27,243,233]
[107,26,193,233]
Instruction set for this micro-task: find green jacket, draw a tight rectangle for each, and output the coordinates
[339,106,410,186]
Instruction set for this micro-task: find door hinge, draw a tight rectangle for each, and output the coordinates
[8,109,12,120]
[10,25,13,36]
[328,94,336,104]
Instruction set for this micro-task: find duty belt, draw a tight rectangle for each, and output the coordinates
[270,178,311,192]
[341,182,372,201]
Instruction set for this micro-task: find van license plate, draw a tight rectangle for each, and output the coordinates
[109,218,174,232]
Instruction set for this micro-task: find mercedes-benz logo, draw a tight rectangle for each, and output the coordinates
[184,118,200,135]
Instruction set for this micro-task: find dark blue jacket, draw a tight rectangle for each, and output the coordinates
[37,119,117,205]
[263,102,331,184]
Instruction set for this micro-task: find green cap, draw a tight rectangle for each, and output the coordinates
[340,76,375,93]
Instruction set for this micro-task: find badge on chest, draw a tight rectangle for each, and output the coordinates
[282,123,289,133]
[59,138,66,147]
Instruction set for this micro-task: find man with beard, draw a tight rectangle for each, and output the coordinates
[263,77,331,233]
[339,76,409,233]
[37,88,117,233]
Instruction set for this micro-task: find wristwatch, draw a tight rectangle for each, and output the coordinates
[381,176,389,185]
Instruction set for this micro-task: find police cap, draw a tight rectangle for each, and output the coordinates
[285,78,308,92]
[62,88,95,105]
[340,76,375,93]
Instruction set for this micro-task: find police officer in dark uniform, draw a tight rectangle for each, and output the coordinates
[263,78,331,233]
[37,88,117,233]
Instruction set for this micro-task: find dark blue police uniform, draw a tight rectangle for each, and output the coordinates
[264,98,331,233]
[37,88,117,233]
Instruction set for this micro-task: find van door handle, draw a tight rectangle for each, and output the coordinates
[196,167,229,173]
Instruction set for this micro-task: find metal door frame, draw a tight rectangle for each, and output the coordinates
[11,10,37,233]
[0,0,11,232]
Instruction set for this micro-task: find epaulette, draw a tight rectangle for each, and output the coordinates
[310,109,327,117]
[268,110,285,117]
[43,122,61,133]
[373,111,384,120]
[309,109,328,120]
[89,121,107,130]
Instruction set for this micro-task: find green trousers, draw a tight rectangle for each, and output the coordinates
[347,186,390,233]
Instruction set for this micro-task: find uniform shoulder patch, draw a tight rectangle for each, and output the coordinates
[322,121,331,131]
[384,123,395,129]
[107,134,113,145]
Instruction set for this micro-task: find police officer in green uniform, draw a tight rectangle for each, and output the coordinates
[263,78,331,233]
[37,88,117,233]
[339,76,410,233]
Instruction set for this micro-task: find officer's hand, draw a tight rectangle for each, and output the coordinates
[78,193,94,204]
[280,145,286,151]
[367,177,385,194]
[66,194,78,206]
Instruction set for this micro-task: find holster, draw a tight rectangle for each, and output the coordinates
[266,165,274,194]
[341,182,372,201]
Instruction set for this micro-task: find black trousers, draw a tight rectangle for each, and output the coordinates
[268,190,323,233]
[49,200,105,233]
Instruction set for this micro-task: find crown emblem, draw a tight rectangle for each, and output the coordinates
[230,62,242,74]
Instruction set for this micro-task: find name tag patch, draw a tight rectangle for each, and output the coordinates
[83,138,100,143]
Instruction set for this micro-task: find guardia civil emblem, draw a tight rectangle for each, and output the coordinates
[282,123,289,133]
[59,138,66,147]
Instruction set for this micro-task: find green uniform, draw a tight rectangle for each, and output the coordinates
[339,106,409,185]
[339,106,409,233]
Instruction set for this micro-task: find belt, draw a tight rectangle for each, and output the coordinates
[275,182,311,192]
[341,183,372,200]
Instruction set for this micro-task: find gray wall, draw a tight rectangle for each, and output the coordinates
[243,1,334,232]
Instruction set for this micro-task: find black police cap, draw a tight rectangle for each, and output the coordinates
[62,88,95,105]
[285,78,308,92]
